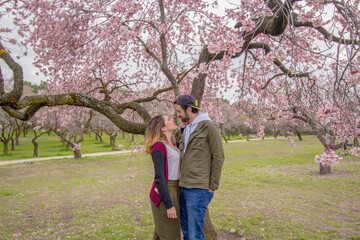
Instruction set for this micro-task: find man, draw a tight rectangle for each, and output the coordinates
[174,95,225,240]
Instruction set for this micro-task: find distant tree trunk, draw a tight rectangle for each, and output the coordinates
[23,130,26,137]
[11,138,15,151]
[227,133,230,141]
[354,137,359,147]
[247,135,249,141]
[2,141,9,155]
[319,163,331,175]
[15,131,20,145]
[98,132,103,143]
[122,132,125,139]
[222,135,228,143]
[132,134,135,141]
[32,138,39,157]
[95,132,98,141]
[73,149,81,159]
[296,131,303,141]
[204,210,217,240]
[110,134,117,151]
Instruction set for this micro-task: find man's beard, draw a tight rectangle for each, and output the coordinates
[181,112,190,122]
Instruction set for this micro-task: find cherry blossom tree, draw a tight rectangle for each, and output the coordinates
[0,108,16,154]
[1,0,360,237]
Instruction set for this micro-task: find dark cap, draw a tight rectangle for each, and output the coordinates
[174,95,203,110]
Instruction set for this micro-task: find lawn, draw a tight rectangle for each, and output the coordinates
[0,137,359,239]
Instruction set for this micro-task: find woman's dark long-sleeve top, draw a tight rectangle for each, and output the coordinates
[152,146,173,209]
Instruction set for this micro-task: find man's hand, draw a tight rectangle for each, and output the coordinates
[208,189,214,193]
[167,207,177,219]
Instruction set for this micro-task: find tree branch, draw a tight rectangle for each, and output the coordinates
[0,42,24,105]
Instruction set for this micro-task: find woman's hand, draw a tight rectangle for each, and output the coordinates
[167,207,177,219]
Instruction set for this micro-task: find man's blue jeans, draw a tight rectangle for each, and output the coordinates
[180,188,214,240]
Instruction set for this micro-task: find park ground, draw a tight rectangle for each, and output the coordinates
[0,136,359,239]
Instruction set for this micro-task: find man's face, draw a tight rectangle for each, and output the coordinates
[175,104,190,123]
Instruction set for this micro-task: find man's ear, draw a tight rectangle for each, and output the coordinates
[186,107,191,114]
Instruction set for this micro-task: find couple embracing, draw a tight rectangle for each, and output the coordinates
[144,95,225,240]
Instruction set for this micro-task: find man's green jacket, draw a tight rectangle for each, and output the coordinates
[178,120,225,191]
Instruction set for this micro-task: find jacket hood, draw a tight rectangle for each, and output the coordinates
[191,113,211,125]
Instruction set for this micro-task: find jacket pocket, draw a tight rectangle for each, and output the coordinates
[190,133,207,150]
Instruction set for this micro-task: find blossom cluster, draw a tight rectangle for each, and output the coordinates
[350,147,360,157]
[314,149,343,166]
[348,69,360,85]
[72,143,81,151]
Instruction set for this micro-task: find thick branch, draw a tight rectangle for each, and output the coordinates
[1,94,147,134]
[0,42,24,105]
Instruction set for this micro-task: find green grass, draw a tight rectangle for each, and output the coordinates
[0,131,144,161]
[0,137,359,239]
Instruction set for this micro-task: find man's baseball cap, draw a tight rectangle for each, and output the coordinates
[174,95,203,110]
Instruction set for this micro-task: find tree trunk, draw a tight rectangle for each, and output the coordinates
[354,137,359,147]
[227,133,230,141]
[111,135,117,151]
[23,130,26,137]
[319,163,331,175]
[15,134,20,145]
[297,132,303,141]
[32,138,38,157]
[2,141,9,155]
[122,132,125,139]
[74,149,81,159]
[222,135,228,143]
[95,132,98,141]
[204,210,217,240]
[11,139,15,151]
[247,135,249,141]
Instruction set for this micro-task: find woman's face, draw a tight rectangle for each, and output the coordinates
[162,115,177,132]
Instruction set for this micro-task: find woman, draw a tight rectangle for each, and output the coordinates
[145,115,181,240]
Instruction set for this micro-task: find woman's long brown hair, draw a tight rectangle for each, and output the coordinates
[144,115,166,155]
[144,115,176,155]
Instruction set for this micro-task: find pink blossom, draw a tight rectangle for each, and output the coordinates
[350,147,360,157]
[72,143,81,151]
[314,149,343,166]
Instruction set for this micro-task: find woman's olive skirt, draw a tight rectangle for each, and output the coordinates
[150,180,181,240]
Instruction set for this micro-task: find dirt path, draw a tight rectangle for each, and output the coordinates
[0,150,132,166]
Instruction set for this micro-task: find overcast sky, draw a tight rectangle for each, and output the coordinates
[0,13,46,85]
